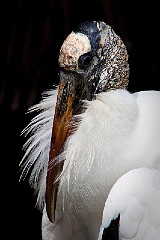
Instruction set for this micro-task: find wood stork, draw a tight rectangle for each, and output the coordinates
[20,21,160,239]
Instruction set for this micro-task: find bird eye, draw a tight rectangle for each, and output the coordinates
[78,53,92,69]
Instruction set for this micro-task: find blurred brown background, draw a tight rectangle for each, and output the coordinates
[1,0,159,239]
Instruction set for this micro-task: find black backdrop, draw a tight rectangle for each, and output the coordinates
[1,1,160,239]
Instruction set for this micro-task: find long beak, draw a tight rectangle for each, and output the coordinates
[46,70,83,223]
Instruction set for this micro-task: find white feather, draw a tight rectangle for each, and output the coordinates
[20,87,58,209]
[98,167,160,240]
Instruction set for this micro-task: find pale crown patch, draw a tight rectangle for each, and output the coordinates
[58,32,91,71]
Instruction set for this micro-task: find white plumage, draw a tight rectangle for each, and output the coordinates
[20,89,58,209]
[98,167,160,239]
[20,21,160,239]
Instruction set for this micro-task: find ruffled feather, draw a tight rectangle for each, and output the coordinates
[20,87,58,210]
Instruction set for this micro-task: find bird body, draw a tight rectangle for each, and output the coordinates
[98,167,160,240]
[20,21,160,239]
[22,87,160,239]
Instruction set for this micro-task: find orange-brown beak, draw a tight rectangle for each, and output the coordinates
[46,70,86,223]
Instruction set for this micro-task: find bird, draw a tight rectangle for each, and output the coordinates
[98,167,160,240]
[20,20,160,240]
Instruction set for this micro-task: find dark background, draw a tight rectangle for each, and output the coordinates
[1,1,159,239]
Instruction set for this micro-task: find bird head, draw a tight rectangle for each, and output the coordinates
[59,21,129,104]
[46,21,130,223]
